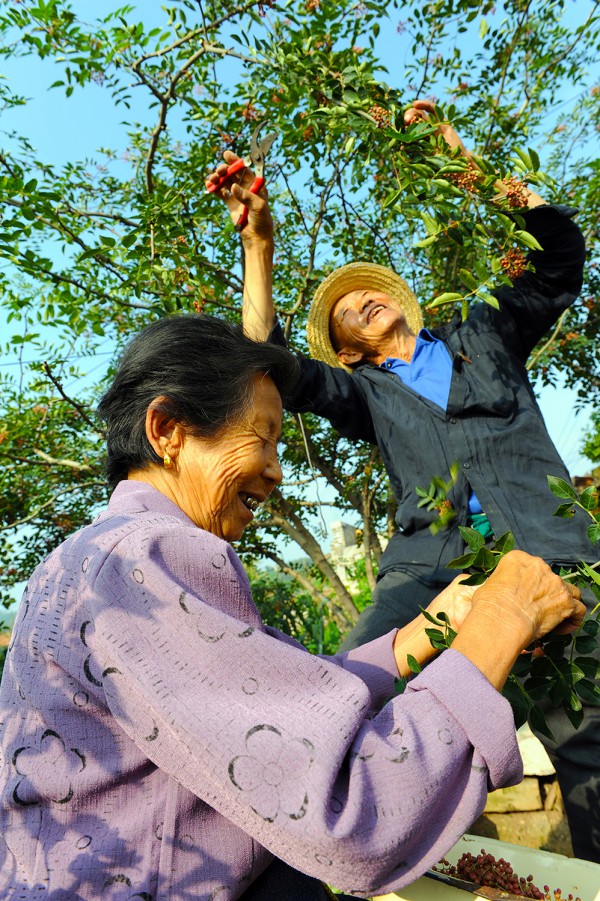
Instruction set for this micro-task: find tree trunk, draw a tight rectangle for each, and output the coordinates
[267,489,360,626]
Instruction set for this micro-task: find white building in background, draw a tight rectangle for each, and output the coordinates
[329,520,389,592]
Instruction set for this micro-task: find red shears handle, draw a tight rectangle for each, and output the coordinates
[205,157,248,194]
[235,174,265,231]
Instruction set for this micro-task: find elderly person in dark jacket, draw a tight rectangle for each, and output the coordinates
[207,99,600,863]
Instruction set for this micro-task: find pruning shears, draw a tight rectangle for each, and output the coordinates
[206,120,277,231]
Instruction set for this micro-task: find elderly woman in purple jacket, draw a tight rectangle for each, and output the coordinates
[0,314,584,900]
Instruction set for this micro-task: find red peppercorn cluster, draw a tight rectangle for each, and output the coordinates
[368,104,390,127]
[500,247,528,280]
[435,851,582,901]
[502,175,530,208]
[448,169,480,192]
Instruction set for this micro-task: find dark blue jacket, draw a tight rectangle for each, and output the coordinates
[274,205,592,583]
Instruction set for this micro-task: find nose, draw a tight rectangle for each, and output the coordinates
[264,448,283,487]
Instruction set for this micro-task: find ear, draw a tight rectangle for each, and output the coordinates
[144,397,184,461]
[336,347,364,367]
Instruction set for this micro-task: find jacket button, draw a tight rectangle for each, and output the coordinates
[449,418,456,424]
[463,462,471,469]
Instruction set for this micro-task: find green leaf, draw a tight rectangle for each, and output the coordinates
[575,656,600,680]
[479,18,489,38]
[476,291,500,309]
[582,618,600,637]
[588,524,600,544]
[528,703,555,742]
[524,679,553,701]
[458,268,480,292]
[382,188,403,209]
[553,502,576,518]
[406,654,422,674]
[528,147,540,172]
[421,212,439,235]
[344,134,356,155]
[547,475,579,501]
[565,702,584,730]
[421,609,444,625]
[574,634,598,655]
[580,486,599,511]
[394,676,407,695]
[425,627,448,650]
[77,248,101,263]
[446,551,477,569]
[514,147,533,170]
[575,679,600,705]
[502,675,530,728]
[556,660,586,683]
[429,291,463,308]
[456,572,487,585]
[493,531,515,554]
[514,229,543,252]
[413,235,437,249]
[579,561,600,587]
[471,546,498,571]
[458,526,485,550]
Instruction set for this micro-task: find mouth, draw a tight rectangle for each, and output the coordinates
[366,303,386,324]
[240,492,263,513]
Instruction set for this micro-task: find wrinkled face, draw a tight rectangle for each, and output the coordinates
[329,289,405,357]
[175,374,283,541]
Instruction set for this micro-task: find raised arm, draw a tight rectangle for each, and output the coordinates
[205,151,276,341]
[405,98,546,209]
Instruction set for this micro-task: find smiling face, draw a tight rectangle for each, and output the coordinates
[329,288,406,365]
[170,374,283,541]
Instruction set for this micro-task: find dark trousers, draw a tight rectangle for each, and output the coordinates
[339,567,600,864]
[242,857,364,899]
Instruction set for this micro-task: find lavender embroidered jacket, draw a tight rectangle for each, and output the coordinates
[0,480,522,900]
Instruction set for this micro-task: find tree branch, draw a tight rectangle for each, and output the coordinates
[32,449,94,473]
[0,481,105,532]
[42,362,103,434]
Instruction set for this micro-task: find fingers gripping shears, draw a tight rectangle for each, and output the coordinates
[206,120,277,231]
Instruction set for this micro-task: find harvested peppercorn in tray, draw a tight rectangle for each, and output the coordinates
[435,850,583,900]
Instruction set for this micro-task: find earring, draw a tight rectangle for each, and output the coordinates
[163,453,173,469]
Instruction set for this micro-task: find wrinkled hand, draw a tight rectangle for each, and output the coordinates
[404,98,469,157]
[205,151,274,245]
[471,550,585,645]
[424,575,477,633]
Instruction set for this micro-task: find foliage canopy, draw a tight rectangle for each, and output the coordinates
[1,0,599,640]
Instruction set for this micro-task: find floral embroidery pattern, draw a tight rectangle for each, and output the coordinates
[229,724,313,823]
[12,729,85,806]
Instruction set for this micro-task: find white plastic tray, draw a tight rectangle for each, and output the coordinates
[376,833,600,901]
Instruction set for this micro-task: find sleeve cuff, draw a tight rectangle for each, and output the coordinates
[269,320,288,348]
[406,648,523,790]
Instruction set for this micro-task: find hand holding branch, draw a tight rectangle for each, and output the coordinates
[404,98,545,208]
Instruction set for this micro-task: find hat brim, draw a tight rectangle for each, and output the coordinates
[306,261,423,370]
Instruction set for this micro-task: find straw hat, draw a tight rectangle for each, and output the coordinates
[306,261,423,370]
